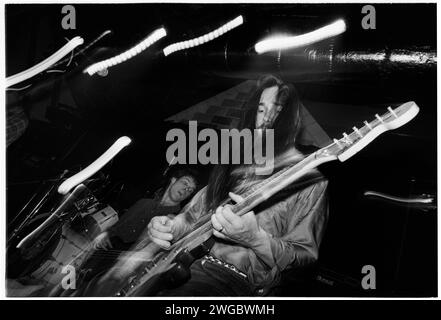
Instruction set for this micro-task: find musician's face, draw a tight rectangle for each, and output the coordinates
[169,176,196,202]
[255,86,283,130]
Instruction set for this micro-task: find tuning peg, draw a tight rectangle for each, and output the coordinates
[353,126,363,137]
[343,132,353,144]
[387,106,398,118]
[363,121,372,129]
[375,114,384,123]
[334,138,343,149]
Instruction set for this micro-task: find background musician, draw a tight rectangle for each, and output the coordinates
[74,168,199,289]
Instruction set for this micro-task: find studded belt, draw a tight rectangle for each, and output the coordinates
[202,254,247,279]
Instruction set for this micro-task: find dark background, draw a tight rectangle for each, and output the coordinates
[5,3,437,297]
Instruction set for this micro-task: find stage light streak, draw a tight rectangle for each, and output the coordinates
[389,51,437,64]
[306,48,436,68]
[6,36,84,88]
[84,28,167,76]
[57,136,132,195]
[254,19,346,54]
[163,15,243,56]
[336,52,387,62]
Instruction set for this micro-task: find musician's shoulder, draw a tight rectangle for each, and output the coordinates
[191,185,208,200]
[309,169,329,186]
[310,167,327,179]
[294,169,328,195]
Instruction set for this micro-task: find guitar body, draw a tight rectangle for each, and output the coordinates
[77,248,193,296]
[78,236,215,297]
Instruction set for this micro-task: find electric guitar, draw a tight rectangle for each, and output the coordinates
[88,101,420,297]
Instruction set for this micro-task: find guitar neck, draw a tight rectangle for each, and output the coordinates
[231,150,334,216]
[170,147,336,253]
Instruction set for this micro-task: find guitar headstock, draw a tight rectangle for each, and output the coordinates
[316,101,420,162]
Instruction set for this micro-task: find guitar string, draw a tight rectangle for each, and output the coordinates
[154,108,398,255]
[77,108,399,287]
[120,107,400,294]
[70,110,392,263]
[123,152,322,294]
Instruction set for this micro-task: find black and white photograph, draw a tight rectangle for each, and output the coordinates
[3,1,438,300]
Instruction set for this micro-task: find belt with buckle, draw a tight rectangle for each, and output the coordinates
[202,255,247,279]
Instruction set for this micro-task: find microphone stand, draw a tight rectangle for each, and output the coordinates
[7,170,69,247]
[16,184,89,251]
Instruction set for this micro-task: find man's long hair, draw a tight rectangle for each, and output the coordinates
[205,75,303,211]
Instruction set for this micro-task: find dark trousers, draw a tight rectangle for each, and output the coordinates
[156,258,255,297]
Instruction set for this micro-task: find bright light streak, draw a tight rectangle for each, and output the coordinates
[57,136,132,195]
[84,28,167,76]
[390,52,437,64]
[163,15,243,56]
[254,19,346,54]
[6,37,84,87]
[336,52,387,62]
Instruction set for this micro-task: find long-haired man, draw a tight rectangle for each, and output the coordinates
[148,75,329,296]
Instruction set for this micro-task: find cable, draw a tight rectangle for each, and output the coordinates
[363,191,434,204]
[52,30,113,69]
[66,49,74,67]
[6,84,32,92]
